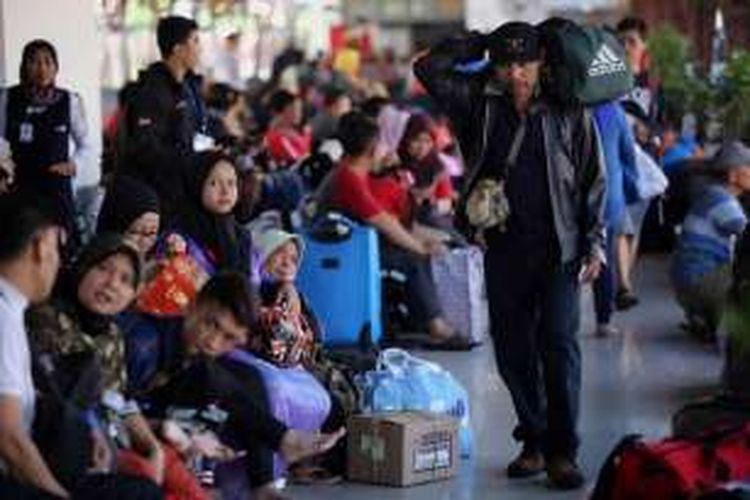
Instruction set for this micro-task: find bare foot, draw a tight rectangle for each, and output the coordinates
[426,317,474,350]
[279,427,346,465]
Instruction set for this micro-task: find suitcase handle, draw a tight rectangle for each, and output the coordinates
[307,212,355,243]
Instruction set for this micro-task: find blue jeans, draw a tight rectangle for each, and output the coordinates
[593,228,617,325]
[485,244,582,459]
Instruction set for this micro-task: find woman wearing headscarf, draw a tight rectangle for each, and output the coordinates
[253,229,319,367]
[97,175,162,259]
[26,233,209,499]
[396,112,456,231]
[0,39,95,247]
[170,150,254,280]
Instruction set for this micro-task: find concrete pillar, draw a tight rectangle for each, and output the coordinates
[0,0,102,186]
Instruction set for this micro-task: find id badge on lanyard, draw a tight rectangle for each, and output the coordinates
[19,105,42,144]
[19,122,34,143]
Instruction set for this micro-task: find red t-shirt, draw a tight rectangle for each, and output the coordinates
[264,127,312,166]
[368,172,412,224]
[433,173,455,200]
[324,163,384,221]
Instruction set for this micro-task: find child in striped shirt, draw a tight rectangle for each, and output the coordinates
[671,141,750,341]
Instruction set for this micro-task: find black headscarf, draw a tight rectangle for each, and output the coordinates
[55,233,142,337]
[97,175,161,235]
[178,151,250,274]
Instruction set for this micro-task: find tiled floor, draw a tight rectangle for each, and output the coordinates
[289,255,723,499]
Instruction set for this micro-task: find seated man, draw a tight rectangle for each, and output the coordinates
[132,272,345,500]
[0,195,160,499]
[316,111,472,350]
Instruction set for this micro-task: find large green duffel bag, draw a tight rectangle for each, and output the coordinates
[538,17,634,105]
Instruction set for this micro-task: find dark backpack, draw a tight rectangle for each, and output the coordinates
[538,18,633,106]
[259,169,307,213]
[32,350,102,489]
[298,152,335,192]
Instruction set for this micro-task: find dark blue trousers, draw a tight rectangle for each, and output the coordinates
[485,244,582,459]
[593,228,617,325]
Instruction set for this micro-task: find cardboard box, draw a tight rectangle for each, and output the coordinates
[347,411,460,487]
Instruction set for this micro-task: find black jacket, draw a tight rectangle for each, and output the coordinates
[413,33,607,263]
[120,62,198,222]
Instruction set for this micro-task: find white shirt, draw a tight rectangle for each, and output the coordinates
[0,276,34,434]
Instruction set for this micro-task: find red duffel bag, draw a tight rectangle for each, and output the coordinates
[591,424,750,500]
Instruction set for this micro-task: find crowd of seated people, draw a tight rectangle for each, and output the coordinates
[0,13,482,499]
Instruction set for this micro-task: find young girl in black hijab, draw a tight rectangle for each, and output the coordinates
[171,151,254,280]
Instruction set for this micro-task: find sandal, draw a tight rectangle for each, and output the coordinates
[288,465,342,485]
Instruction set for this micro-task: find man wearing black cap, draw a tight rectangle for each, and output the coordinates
[415,22,606,489]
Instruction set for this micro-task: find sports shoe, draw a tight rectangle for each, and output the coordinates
[595,323,620,338]
[546,456,585,490]
[506,447,545,478]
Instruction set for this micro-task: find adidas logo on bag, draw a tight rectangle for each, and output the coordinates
[587,45,627,77]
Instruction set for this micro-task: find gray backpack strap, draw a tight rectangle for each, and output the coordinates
[504,115,527,175]
[462,98,528,196]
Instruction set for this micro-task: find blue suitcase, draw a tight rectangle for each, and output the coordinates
[297,213,382,347]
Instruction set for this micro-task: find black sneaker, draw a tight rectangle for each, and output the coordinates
[546,456,585,490]
[506,447,545,478]
[615,289,639,311]
[684,318,717,344]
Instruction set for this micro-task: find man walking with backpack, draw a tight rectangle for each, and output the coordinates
[415,22,606,489]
